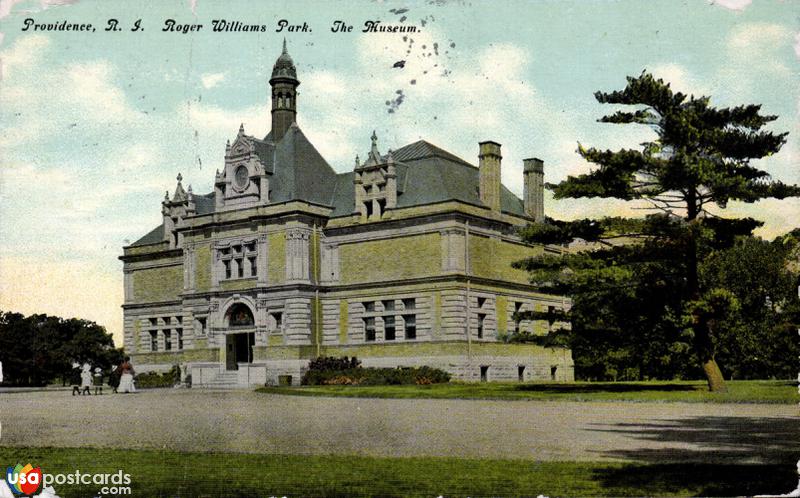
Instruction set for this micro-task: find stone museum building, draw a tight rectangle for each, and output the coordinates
[120,43,574,387]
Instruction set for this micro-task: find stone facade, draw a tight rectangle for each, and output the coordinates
[120,44,574,387]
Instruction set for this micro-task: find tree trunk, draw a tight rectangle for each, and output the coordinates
[686,191,727,393]
[702,357,726,392]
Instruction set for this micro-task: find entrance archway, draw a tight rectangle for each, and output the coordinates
[224,303,256,370]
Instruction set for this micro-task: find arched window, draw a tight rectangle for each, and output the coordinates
[226,303,254,327]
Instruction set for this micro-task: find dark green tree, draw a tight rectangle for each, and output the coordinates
[0,310,123,386]
[515,72,800,391]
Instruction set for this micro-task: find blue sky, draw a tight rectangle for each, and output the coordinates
[0,0,798,343]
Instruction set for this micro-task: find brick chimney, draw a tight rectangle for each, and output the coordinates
[479,141,502,213]
[523,158,544,222]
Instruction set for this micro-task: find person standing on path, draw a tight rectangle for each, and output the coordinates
[117,356,136,393]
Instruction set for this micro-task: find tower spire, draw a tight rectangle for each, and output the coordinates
[270,40,300,142]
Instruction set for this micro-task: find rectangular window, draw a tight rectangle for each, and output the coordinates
[270,312,283,332]
[149,317,157,327]
[164,330,172,351]
[364,317,376,342]
[249,257,257,277]
[514,302,522,333]
[548,305,556,326]
[477,297,486,308]
[382,300,395,312]
[196,317,207,336]
[237,258,244,278]
[477,313,486,339]
[176,328,183,350]
[224,260,231,279]
[364,301,375,313]
[150,331,158,352]
[402,298,415,311]
[404,314,416,340]
[164,317,171,325]
[384,316,396,341]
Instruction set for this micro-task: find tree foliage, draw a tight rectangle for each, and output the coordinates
[518,72,800,390]
[0,311,124,386]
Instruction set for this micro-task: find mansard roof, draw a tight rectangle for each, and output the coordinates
[129,135,525,247]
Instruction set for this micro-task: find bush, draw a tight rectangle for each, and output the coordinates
[301,357,450,386]
[134,365,180,389]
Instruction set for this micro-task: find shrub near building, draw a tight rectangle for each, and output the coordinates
[301,356,450,386]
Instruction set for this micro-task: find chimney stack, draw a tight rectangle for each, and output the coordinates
[523,158,544,222]
[479,141,502,213]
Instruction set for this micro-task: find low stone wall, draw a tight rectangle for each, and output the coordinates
[188,343,573,387]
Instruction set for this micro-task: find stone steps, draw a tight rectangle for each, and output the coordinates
[195,371,240,389]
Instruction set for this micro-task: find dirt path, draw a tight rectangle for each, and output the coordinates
[1,389,797,464]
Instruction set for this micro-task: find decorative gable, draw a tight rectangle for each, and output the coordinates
[215,123,270,211]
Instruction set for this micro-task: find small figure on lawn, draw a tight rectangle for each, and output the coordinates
[80,363,92,395]
[70,362,82,396]
[108,365,121,393]
[93,367,104,395]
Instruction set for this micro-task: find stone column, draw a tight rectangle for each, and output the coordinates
[183,243,195,292]
[285,228,310,283]
[123,269,134,303]
[441,228,466,273]
[284,297,312,344]
[257,234,269,286]
[320,244,340,283]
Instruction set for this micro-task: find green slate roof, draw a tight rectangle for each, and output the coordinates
[129,133,525,246]
[329,140,524,216]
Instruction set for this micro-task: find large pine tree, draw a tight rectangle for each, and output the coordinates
[516,72,799,391]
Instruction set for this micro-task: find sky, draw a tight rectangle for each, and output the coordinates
[0,0,798,345]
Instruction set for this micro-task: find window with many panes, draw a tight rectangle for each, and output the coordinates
[218,242,258,280]
[361,298,418,342]
[146,315,184,352]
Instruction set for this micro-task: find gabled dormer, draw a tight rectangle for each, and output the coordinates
[353,131,397,222]
[214,123,270,211]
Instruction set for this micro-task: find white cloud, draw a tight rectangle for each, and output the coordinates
[649,63,711,97]
[201,72,226,88]
[728,22,790,52]
[0,33,50,80]
[794,32,800,59]
[710,0,752,11]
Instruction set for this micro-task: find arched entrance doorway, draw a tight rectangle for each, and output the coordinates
[224,302,255,371]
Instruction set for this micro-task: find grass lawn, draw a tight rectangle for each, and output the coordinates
[256,379,797,404]
[0,446,794,497]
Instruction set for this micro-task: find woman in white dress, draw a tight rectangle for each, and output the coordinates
[80,363,93,395]
[117,356,136,393]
